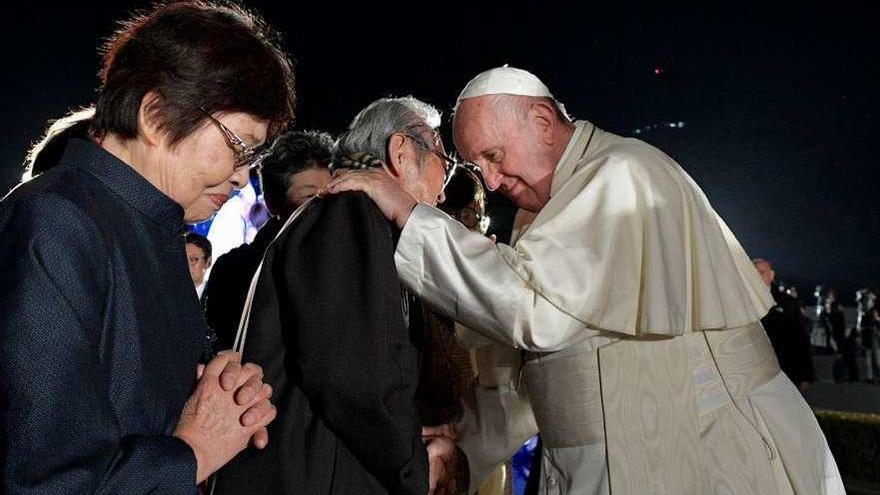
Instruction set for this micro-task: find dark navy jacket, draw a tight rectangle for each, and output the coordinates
[0,138,203,493]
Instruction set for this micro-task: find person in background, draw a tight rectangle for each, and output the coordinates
[857,287,880,383]
[186,232,213,306]
[753,259,816,392]
[442,166,491,234]
[823,288,859,383]
[205,130,333,351]
[813,285,833,349]
[186,232,218,361]
[0,2,295,491]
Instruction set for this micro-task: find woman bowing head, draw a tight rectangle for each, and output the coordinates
[1,2,295,493]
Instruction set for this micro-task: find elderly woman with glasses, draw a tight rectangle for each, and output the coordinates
[0,2,295,493]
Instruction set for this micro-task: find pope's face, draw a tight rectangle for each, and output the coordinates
[452,96,555,212]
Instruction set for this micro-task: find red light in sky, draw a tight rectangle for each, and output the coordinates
[654,66,663,75]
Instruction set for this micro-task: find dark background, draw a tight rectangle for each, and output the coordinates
[2,1,877,303]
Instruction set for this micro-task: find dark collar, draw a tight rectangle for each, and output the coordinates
[61,138,185,236]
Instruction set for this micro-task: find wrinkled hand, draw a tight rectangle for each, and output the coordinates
[215,352,273,448]
[423,424,465,494]
[321,168,418,229]
[173,352,276,483]
[422,423,459,442]
[425,436,458,494]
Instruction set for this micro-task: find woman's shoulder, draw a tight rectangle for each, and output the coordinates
[3,161,85,205]
[268,192,391,256]
[1,169,105,249]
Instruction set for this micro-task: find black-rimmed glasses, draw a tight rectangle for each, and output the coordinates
[199,107,271,170]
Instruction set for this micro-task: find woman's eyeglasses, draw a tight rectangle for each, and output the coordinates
[199,107,271,170]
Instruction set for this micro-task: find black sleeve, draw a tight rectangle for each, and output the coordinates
[795,314,817,383]
[0,195,196,494]
[275,192,428,495]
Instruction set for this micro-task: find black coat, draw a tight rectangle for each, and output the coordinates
[213,192,429,495]
[205,217,283,352]
[761,288,816,385]
[0,139,202,493]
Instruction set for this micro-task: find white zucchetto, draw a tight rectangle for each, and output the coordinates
[457,65,554,104]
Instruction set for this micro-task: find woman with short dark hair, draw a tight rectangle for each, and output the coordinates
[0,2,295,493]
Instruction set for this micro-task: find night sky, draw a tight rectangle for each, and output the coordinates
[2,2,877,304]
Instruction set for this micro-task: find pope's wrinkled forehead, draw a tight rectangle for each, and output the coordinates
[451,96,504,155]
[453,94,531,133]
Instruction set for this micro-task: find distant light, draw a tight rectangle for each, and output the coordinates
[654,66,663,75]
[632,121,687,135]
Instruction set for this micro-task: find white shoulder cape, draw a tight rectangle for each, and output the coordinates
[502,121,774,336]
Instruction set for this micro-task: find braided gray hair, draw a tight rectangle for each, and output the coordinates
[333,96,441,172]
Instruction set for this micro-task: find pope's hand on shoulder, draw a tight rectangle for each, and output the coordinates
[321,169,418,230]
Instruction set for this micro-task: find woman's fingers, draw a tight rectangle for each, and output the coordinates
[231,363,265,405]
[240,382,273,412]
[203,351,241,382]
[252,426,270,449]
[241,397,276,428]
[218,360,243,391]
[173,369,277,482]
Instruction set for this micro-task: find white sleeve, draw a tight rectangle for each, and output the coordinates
[395,205,611,352]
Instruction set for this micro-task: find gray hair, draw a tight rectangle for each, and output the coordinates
[334,96,441,167]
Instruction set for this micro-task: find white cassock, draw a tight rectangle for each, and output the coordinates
[395,120,845,494]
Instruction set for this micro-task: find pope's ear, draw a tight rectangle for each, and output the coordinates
[137,90,166,147]
[385,133,409,179]
[528,100,558,145]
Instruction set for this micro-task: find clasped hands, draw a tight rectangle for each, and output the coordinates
[173,351,277,483]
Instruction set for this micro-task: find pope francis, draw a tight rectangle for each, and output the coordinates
[324,66,845,495]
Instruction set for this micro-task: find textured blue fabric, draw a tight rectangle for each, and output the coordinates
[512,435,539,495]
[1,138,203,494]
